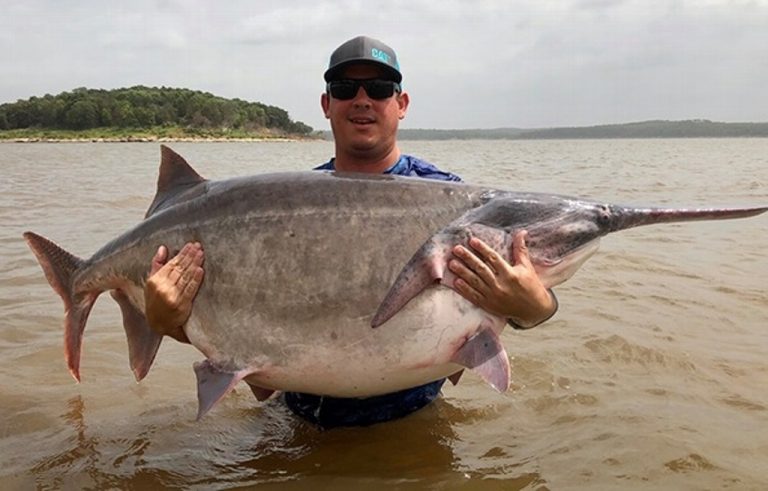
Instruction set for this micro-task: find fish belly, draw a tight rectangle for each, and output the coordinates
[184,287,498,397]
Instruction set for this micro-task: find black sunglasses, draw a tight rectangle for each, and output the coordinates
[326,79,402,100]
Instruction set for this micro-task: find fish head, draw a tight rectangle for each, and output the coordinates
[521,197,767,287]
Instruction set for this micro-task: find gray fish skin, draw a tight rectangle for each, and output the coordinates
[372,193,767,326]
[23,146,767,419]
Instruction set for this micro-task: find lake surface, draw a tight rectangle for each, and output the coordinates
[1,139,767,490]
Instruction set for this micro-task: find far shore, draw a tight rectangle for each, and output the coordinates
[0,136,307,143]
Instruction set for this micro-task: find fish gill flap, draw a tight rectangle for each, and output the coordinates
[145,145,207,217]
[450,325,510,392]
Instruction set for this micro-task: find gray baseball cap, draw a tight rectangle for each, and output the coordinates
[324,36,402,83]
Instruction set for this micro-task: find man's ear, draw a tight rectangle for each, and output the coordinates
[321,92,331,119]
[397,91,410,120]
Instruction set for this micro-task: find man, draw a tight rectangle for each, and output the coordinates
[145,36,557,427]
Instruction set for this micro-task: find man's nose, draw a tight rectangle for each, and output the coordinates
[352,86,372,107]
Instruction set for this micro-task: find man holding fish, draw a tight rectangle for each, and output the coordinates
[143,36,558,427]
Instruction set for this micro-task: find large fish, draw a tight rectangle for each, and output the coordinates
[24,146,767,419]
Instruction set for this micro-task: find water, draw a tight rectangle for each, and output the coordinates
[1,139,766,490]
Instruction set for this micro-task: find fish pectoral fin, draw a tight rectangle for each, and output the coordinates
[372,221,510,328]
[450,325,510,392]
[110,289,162,382]
[193,359,251,420]
[371,240,446,328]
[246,383,277,401]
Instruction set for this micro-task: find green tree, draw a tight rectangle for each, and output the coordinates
[0,86,314,134]
[65,100,99,129]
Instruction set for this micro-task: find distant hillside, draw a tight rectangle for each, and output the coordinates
[387,120,768,140]
[515,120,768,139]
[0,86,313,137]
[397,128,527,140]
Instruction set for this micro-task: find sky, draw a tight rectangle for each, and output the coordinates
[1,0,767,130]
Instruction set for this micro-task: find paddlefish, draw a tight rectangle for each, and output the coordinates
[23,146,767,419]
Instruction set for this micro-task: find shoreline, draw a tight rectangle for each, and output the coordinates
[0,136,317,143]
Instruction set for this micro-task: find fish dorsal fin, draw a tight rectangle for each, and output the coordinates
[145,145,207,217]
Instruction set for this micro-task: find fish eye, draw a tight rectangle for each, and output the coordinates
[597,205,611,223]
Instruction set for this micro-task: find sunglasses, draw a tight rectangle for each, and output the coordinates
[326,79,402,100]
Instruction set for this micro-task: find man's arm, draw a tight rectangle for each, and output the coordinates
[144,242,205,344]
[448,230,557,328]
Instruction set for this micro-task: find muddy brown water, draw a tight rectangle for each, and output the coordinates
[1,139,766,489]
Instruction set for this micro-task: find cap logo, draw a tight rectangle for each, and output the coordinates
[371,48,392,66]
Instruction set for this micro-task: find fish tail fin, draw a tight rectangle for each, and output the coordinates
[23,231,98,382]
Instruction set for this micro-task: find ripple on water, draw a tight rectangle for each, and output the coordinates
[582,334,697,372]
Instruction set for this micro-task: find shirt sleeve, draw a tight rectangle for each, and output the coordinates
[507,289,559,330]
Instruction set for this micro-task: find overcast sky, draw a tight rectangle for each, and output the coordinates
[2,0,767,130]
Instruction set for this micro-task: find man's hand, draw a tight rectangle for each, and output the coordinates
[448,230,556,328]
[144,242,205,343]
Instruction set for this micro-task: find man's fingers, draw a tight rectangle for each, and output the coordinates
[179,267,205,304]
[175,242,203,270]
[176,256,203,290]
[468,237,502,268]
[453,277,483,303]
[453,243,497,283]
[149,245,168,276]
[449,259,488,295]
[511,230,533,268]
[162,242,203,284]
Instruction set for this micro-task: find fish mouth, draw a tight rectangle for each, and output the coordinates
[531,239,602,288]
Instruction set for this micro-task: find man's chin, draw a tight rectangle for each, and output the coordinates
[348,138,379,153]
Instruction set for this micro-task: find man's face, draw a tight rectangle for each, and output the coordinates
[321,64,409,161]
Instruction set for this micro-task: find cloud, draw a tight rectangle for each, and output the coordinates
[1,0,767,129]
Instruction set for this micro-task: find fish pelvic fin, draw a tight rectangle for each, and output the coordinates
[145,146,207,217]
[193,360,253,420]
[110,289,163,382]
[23,231,97,382]
[450,321,510,392]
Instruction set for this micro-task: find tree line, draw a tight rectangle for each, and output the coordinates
[0,86,313,135]
[514,120,768,139]
[394,120,768,140]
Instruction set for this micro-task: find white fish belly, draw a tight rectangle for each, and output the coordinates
[184,287,502,397]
